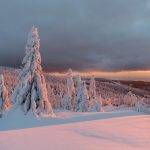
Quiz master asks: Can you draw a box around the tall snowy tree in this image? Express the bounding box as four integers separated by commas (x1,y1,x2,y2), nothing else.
76,75,89,112
88,76,97,109
61,68,76,110
67,69,75,98
75,75,82,111
88,76,102,112
89,76,97,100
79,81,89,112
11,26,53,116
0,74,10,116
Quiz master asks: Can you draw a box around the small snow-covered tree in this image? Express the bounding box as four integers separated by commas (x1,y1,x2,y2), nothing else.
47,84,57,108
135,97,150,113
67,68,76,99
135,99,143,112
76,75,89,112
123,91,137,106
61,69,76,110
60,92,72,110
89,76,97,101
88,76,97,110
88,76,102,112
0,75,10,115
75,75,82,111
66,68,76,109
79,81,89,112
11,26,53,116
96,95,102,112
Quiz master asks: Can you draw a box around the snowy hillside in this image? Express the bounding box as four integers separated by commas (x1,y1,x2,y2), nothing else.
0,110,149,150
0,66,150,109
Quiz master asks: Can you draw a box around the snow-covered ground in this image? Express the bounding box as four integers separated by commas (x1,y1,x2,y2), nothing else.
0,109,149,150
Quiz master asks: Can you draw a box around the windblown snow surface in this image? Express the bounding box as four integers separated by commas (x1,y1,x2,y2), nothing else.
0,109,149,150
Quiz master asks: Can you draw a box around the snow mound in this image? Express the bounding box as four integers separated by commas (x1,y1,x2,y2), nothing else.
0,107,147,131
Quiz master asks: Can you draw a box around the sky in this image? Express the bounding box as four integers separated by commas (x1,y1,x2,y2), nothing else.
0,0,150,80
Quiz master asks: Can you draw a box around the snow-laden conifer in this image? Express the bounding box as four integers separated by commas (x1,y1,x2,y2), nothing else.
61,69,76,110
75,75,82,111
96,95,102,112
67,69,76,109
60,92,72,110
11,26,53,116
88,76,102,112
89,76,97,101
79,81,89,112
88,76,97,110
67,68,75,99
76,75,89,112
0,74,10,116
123,91,137,106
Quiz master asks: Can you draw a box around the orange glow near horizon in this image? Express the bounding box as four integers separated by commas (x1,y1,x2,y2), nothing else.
48,70,150,81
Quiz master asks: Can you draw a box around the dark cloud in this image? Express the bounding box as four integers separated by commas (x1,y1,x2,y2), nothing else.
0,0,150,72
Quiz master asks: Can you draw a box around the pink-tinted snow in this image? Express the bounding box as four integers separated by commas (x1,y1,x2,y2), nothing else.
0,110,149,150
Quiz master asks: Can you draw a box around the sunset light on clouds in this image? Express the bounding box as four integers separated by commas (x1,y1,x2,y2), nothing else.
1,0,150,81
50,70,150,81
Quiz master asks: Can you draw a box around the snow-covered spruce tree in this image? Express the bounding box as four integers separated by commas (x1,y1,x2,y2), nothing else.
135,97,150,114
88,76,97,110
76,75,89,112
123,91,137,106
75,75,82,111
60,92,72,110
11,26,53,116
61,68,76,110
79,81,89,112
88,76,102,112
66,68,76,109
96,95,102,112
47,84,57,108
67,69,75,99
89,76,97,101
0,74,10,116
135,99,143,112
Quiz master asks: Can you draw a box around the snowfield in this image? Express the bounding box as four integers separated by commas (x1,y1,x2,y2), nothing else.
0,110,149,150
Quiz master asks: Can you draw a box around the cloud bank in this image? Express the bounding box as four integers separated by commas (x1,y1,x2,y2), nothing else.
0,0,150,72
